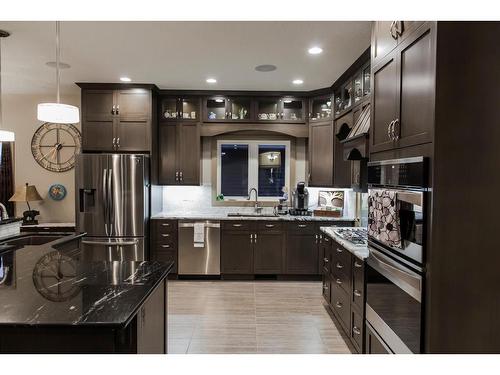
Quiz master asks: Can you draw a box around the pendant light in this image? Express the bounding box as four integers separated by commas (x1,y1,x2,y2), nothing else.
37,22,79,124
0,29,15,142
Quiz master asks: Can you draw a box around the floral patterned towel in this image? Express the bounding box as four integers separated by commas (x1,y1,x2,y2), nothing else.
368,189,402,249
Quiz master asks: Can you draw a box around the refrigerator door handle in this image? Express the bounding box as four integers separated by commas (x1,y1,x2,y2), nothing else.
108,168,113,236
81,239,139,246
102,168,108,236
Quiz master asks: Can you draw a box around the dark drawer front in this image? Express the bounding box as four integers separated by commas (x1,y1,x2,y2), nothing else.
352,258,365,310
152,219,178,234
222,221,253,231
287,221,316,234
331,283,350,331
154,232,177,245
257,221,283,232
351,308,364,352
332,244,352,274
332,267,351,295
322,275,331,303
154,250,178,273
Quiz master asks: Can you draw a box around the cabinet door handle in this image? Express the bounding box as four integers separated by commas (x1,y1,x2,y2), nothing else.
353,326,361,335
161,244,171,249
315,234,318,244
387,120,395,140
254,233,257,242
175,171,179,181
298,224,307,228
323,285,329,290
336,247,343,253
394,21,404,37
232,223,242,228
335,278,342,285
335,302,343,308
116,104,120,115
225,111,228,118
323,257,329,263
336,262,344,269
393,118,400,140
250,234,253,243
111,105,116,115
116,137,120,148
265,224,275,228
179,171,183,181
354,261,363,268
354,289,362,297
112,137,116,147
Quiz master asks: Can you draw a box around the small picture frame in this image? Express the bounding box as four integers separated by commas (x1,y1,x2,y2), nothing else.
318,190,344,209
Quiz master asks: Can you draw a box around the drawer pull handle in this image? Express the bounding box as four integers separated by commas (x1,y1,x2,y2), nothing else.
323,285,329,290
354,261,363,268
336,248,343,253
335,278,342,285
336,263,344,269
161,245,171,249
232,224,243,227
353,326,361,335
161,234,170,237
335,302,343,308
298,224,307,228
323,257,329,263
265,224,275,228
354,289,362,297
161,223,171,227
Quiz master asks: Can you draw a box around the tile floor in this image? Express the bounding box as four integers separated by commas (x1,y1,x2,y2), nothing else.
167,280,352,354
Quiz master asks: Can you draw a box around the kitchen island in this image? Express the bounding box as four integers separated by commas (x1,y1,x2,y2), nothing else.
0,233,173,354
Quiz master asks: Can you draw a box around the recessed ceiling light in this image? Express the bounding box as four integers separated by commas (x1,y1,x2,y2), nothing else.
308,46,323,55
255,64,277,72
292,79,304,85
120,77,132,82
206,78,217,84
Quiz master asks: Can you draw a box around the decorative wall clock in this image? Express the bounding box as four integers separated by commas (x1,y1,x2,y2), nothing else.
31,122,81,172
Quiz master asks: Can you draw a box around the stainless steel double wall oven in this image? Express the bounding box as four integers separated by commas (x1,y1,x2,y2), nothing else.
365,157,428,353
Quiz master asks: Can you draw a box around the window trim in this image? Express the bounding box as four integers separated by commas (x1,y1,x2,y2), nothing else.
216,139,291,201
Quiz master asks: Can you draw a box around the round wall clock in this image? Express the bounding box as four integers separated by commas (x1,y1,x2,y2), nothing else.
31,122,81,172
48,183,67,201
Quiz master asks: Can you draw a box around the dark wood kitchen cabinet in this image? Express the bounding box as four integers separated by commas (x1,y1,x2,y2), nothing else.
309,121,334,187
158,122,200,185
221,223,254,274
151,219,178,274
334,112,354,188
370,22,435,154
285,232,318,274
204,96,253,122
80,86,153,152
255,97,306,123
160,96,200,122
253,222,285,274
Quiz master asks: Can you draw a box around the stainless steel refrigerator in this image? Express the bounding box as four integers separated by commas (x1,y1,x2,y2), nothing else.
75,154,149,261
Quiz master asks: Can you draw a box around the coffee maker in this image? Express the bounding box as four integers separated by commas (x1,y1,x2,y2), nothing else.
290,182,311,216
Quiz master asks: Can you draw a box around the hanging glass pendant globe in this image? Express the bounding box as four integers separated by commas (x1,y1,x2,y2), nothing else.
37,22,79,124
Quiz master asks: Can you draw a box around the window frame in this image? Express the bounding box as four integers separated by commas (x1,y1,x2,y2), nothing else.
216,139,291,201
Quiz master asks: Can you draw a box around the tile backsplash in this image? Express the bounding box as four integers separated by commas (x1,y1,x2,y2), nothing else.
158,185,359,219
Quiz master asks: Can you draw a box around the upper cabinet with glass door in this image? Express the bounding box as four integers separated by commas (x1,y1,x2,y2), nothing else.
309,95,333,122
204,96,253,122
256,97,306,123
160,96,200,122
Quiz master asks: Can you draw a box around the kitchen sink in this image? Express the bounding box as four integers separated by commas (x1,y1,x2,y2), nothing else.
0,235,63,247
227,213,279,218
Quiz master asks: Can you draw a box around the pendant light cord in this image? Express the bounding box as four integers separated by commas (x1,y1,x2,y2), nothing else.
55,21,61,104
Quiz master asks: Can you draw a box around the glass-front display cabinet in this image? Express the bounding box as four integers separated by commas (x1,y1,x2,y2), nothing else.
354,71,363,104
161,96,199,121
363,64,371,97
256,98,281,122
205,97,228,121
310,95,333,122
334,90,342,116
341,81,353,111
282,98,304,122
228,97,252,121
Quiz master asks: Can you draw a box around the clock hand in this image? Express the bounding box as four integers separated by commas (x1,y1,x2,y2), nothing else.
40,146,58,162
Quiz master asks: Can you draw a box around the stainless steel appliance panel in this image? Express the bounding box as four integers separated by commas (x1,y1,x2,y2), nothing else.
109,154,149,237
366,246,423,353
80,236,145,261
75,154,109,236
178,221,220,275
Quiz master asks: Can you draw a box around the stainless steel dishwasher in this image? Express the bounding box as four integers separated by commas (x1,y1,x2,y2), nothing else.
178,220,220,275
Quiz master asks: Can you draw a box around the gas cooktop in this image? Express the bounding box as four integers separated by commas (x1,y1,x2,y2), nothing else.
333,228,368,246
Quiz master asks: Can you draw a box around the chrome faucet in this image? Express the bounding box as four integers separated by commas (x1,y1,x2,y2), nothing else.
247,188,262,213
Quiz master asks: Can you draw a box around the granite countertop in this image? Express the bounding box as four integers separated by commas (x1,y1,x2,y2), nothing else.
0,234,173,327
320,226,369,260
152,209,356,222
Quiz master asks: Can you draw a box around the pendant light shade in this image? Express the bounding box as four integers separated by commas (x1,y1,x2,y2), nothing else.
37,22,79,125
0,30,15,141
37,102,79,124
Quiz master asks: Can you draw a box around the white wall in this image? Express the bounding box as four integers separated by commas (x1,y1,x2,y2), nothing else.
3,93,81,223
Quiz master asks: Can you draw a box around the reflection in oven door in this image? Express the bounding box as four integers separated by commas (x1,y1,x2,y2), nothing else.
368,188,424,264
366,247,422,353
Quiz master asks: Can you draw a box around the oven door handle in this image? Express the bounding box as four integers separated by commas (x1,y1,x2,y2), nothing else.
368,247,422,302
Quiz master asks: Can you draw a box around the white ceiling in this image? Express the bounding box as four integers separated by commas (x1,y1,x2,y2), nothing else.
0,21,371,95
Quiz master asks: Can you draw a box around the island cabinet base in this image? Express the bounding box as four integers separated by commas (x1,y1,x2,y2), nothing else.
0,280,168,354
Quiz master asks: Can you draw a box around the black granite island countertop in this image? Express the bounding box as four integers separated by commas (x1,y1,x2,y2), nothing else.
0,234,173,353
